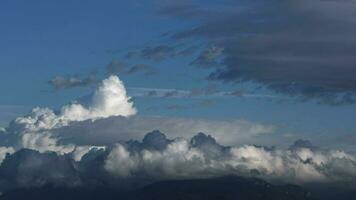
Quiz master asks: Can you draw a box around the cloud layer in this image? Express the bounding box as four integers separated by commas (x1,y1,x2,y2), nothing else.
0,75,355,192
52,116,273,146
0,131,355,192
157,0,356,104
105,132,356,183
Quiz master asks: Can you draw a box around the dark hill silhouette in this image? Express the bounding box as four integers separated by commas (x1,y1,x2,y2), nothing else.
0,176,313,200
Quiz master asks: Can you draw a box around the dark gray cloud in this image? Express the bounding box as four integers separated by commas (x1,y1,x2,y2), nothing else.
107,60,127,75
146,90,158,97
107,60,158,76
126,44,198,61
48,74,97,90
128,64,159,75
141,45,176,61
190,46,224,68
164,0,356,104
0,149,81,189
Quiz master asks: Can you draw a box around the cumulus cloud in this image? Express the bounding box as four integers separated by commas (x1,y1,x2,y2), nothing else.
0,131,355,191
0,147,15,163
104,132,356,183
5,75,136,156
60,75,136,121
0,149,81,189
17,75,136,129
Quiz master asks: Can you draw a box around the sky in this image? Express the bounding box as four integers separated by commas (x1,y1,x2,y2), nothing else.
1,1,356,193
1,0,356,152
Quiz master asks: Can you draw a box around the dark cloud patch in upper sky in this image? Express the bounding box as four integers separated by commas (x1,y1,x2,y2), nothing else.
126,44,198,61
141,45,175,61
162,0,356,104
107,60,127,75
190,46,224,68
128,64,159,76
163,90,180,98
107,60,158,76
48,74,97,90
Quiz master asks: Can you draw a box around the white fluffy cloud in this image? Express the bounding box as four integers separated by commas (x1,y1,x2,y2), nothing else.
0,146,15,163
104,136,356,183
5,75,136,158
14,75,136,133
61,75,136,121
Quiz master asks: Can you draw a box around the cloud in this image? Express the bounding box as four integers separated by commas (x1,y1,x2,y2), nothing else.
5,75,136,155
191,46,224,68
127,64,159,75
161,0,356,104
0,105,30,126
128,86,281,100
0,131,353,193
52,116,274,147
0,131,354,191
48,74,97,90
0,149,81,188
125,44,198,61
104,132,356,183
141,45,176,61
0,147,14,163
60,75,136,121
107,60,127,75
0,75,355,192
107,60,158,76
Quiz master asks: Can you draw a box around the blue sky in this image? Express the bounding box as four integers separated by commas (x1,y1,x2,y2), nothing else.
1,0,356,151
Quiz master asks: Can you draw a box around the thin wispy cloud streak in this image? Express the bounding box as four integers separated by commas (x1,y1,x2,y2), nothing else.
128,87,285,99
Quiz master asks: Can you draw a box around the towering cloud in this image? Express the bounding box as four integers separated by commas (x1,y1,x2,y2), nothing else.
4,75,136,156
61,75,137,121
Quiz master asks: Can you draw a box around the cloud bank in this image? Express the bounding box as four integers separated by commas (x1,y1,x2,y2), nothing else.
156,0,356,104
0,131,354,192
105,132,356,183
0,75,355,192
